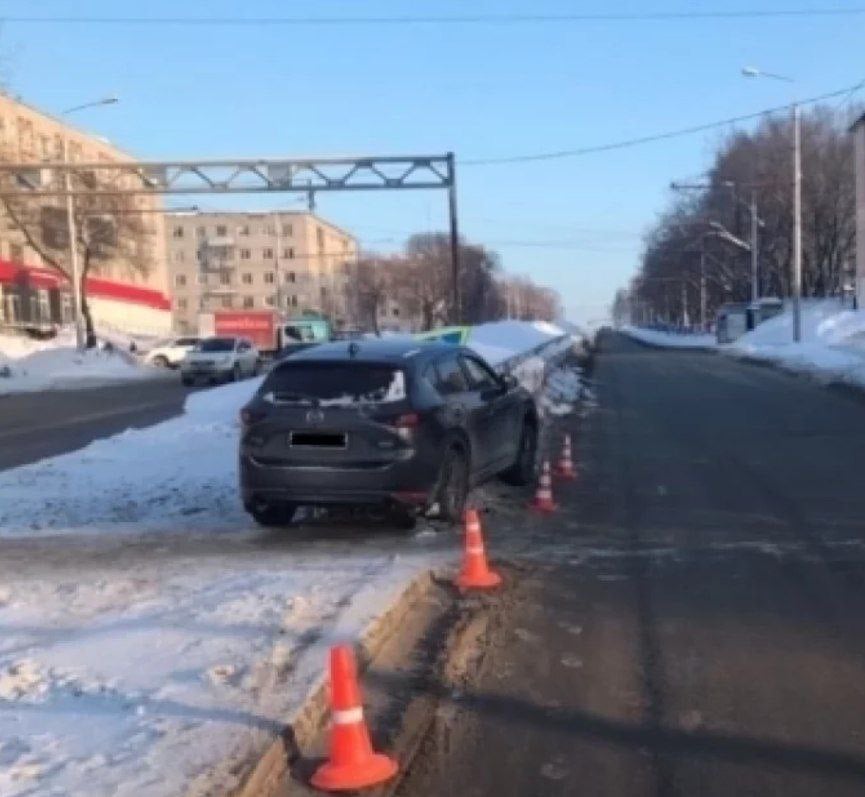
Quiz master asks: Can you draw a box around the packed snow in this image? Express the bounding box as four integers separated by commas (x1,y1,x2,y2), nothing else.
0,329,157,396
0,318,586,796
620,325,717,349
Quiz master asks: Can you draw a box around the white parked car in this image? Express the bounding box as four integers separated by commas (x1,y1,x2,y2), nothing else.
144,336,201,368
180,336,260,385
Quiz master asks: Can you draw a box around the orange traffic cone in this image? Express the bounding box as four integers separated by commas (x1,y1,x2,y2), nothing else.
310,645,398,792
455,508,502,590
529,460,557,513
553,434,577,480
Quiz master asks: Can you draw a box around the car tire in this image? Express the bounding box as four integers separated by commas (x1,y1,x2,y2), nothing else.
433,444,469,524
249,502,297,527
501,417,537,486
232,362,241,382
152,355,169,368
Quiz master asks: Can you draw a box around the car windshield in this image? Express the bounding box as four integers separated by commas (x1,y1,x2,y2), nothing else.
261,363,406,405
197,338,235,353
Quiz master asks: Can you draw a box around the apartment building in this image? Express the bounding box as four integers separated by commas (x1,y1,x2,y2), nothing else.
166,210,358,333
0,92,171,335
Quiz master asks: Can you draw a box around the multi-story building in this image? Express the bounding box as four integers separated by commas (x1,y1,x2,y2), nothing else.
0,92,171,336
166,210,358,333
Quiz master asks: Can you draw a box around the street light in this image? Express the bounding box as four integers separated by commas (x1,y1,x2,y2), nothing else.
61,96,120,348
742,65,802,342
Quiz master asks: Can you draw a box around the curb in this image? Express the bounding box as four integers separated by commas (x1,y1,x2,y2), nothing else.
233,570,438,797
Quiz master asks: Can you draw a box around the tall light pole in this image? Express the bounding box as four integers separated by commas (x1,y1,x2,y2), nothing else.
741,67,801,342
60,96,119,348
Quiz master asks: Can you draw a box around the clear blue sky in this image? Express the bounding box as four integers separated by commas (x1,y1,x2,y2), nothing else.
1,0,863,325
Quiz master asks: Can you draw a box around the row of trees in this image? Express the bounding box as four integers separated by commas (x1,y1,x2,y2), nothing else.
352,232,562,332
617,106,857,327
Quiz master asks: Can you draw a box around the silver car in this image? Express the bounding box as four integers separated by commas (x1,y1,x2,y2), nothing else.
181,336,260,385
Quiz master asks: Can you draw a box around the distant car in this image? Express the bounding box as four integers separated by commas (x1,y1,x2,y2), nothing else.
238,339,538,528
181,336,259,385
330,329,366,342
144,336,201,368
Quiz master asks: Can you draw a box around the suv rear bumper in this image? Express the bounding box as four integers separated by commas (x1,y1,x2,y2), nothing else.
239,452,438,509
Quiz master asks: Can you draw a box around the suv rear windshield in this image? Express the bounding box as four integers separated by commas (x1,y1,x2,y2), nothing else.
261,363,406,406
198,338,235,352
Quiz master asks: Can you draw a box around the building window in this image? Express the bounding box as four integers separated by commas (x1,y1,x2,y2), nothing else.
37,289,50,323
172,225,184,238
174,251,185,263
265,296,275,307
9,243,23,262
216,224,227,236
242,273,253,284
196,226,206,238
393,307,400,317
178,298,188,310
221,296,232,309
284,247,294,259
243,296,254,308
60,294,73,324
282,223,293,236
262,247,274,259
240,248,251,260
320,286,328,297
220,273,231,286
286,271,296,283
263,272,275,284
264,223,276,236
238,224,250,236
316,227,325,250
289,295,298,308
175,274,187,287
222,248,234,261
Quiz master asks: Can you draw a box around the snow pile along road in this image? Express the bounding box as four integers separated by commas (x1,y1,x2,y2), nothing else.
0,330,155,396
0,377,261,536
726,299,865,386
0,535,442,797
620,325,717,349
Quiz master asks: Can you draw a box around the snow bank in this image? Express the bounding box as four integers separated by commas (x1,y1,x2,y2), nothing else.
469,319,566,363
726,299,865,386
0,330,155,396
620,325,717,349
0,377,262,536
0,534,443,797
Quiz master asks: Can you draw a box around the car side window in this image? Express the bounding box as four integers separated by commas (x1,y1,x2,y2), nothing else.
238,341,250,352
460,356,499,391
434,355,469,396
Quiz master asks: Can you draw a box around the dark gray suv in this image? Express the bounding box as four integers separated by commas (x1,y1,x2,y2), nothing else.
238,339,538,527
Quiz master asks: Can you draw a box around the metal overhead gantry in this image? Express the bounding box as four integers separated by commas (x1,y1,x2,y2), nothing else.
0,153,463,321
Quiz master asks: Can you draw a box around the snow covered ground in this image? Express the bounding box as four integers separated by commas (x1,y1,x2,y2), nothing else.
620,325,717,349
0,329,157,396
726,300,865,387
0,319,584,796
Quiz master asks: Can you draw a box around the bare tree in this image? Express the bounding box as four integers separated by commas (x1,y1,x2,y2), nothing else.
0,150,156,346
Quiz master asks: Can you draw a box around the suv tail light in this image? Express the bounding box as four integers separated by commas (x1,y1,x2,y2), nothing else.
379,412,420,443
240,407,266,427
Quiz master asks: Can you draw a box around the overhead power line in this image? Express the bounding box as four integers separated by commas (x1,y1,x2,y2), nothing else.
461,80,865,165
4,9,865,25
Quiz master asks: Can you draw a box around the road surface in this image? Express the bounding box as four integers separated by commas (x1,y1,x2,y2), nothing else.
397,331,865,797
0,376,197,471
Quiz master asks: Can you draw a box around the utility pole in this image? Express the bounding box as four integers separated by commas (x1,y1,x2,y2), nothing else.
62,138,84,350
446,152,461,324
750,190,760,304
792,103,803,342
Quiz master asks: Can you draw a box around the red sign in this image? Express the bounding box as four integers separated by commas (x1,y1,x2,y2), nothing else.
214,310,278,350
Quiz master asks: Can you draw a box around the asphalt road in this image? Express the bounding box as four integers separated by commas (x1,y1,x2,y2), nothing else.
0,375,198,471
397,331,865,796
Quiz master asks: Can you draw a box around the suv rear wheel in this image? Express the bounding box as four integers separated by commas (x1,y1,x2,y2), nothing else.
433,445,469,523
501,418,537,486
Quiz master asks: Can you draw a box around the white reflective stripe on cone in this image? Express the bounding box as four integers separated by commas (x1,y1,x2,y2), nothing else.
333,707,364,725
466,545,485,554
